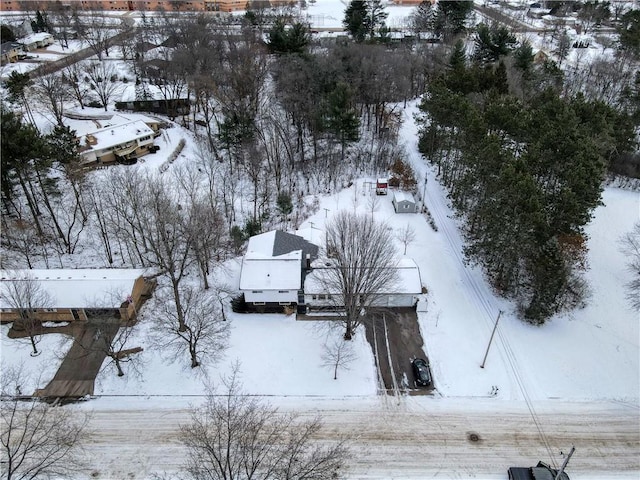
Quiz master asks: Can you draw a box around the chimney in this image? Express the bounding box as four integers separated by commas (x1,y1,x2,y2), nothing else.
305,253,311,270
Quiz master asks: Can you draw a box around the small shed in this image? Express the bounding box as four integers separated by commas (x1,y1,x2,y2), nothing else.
392,191,418,213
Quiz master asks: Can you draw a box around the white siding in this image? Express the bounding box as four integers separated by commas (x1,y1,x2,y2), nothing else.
246,290,297,304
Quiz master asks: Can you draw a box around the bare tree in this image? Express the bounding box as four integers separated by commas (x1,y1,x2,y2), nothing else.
79,11,114,60
396,223,416,256
173,163,227,290
322,338,357,380
84,61,123,111
1,272,54,356
621,222,640,311
180,369,350,480
1,366,89,480
317,212,399,340
61,59,90,109
32,73,70,127
152,285,230,369
103,168,194,331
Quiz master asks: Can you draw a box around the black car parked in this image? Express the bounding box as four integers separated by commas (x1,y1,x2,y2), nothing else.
411,358,432,387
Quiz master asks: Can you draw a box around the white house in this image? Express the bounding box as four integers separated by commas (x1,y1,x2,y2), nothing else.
239,231,319,312
19,32,54,51
78,120,157,166
392,191,418,214
303,257,423,310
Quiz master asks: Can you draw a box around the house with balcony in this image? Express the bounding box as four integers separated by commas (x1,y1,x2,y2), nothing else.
78,119,158,166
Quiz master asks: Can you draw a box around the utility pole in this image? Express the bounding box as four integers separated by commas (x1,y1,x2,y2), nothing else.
555,446,575,480
422,175,428,212
480,310,502,369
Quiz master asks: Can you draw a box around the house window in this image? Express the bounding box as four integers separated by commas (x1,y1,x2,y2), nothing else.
278,290,288,293
42,308,58,313
318,294,326,300
252,290,263,293
312,295,317,300
327,294,332,299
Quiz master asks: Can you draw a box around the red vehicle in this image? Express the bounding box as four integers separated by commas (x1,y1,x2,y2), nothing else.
376,177,388,195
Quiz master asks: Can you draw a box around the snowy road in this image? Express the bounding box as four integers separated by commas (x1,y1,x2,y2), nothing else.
83,398,638,479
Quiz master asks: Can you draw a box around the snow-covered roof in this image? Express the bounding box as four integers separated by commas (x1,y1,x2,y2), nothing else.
81,120,154,152
64,112,159,139
20,32,53,45
239,252,302,291
393,191,415,203
245,230,318,259
246,231,278,257
304,257,422,295
120,84,187,103
0,269,147,309
240,230,319,291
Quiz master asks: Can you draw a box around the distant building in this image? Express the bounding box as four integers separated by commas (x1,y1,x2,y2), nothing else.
1,0,297,13
18,32,54,51
116,84,190,118
0,0,432,12
0,42,25,63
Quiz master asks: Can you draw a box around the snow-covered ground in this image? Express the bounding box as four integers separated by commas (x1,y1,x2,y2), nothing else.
1,2,639,477
2,101,638,404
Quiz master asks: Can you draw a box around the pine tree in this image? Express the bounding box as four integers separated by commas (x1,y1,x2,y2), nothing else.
324,82,360,161
343,0,388,42
343,0,368,42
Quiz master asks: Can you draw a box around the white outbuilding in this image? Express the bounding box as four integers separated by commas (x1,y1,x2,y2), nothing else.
392,191,418,213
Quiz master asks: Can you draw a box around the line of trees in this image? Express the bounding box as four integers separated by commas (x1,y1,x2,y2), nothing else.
418,27,636,323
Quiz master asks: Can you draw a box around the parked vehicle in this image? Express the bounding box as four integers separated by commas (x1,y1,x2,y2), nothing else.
411,358,432,387
508,461,570,480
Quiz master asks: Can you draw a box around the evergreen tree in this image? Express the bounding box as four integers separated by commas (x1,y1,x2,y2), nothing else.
433,0,473,42
617,9,640,58
267,19,310,54
410,1,436,34
343,0,368,42
1,24,15,42
473,23,517,65
343,0,388,42
449,39,467,70
324,82,360,161
513,40,534,73
417,62,635,323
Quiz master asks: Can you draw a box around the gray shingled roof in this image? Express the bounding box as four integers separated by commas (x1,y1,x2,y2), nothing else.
272,231,319,261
